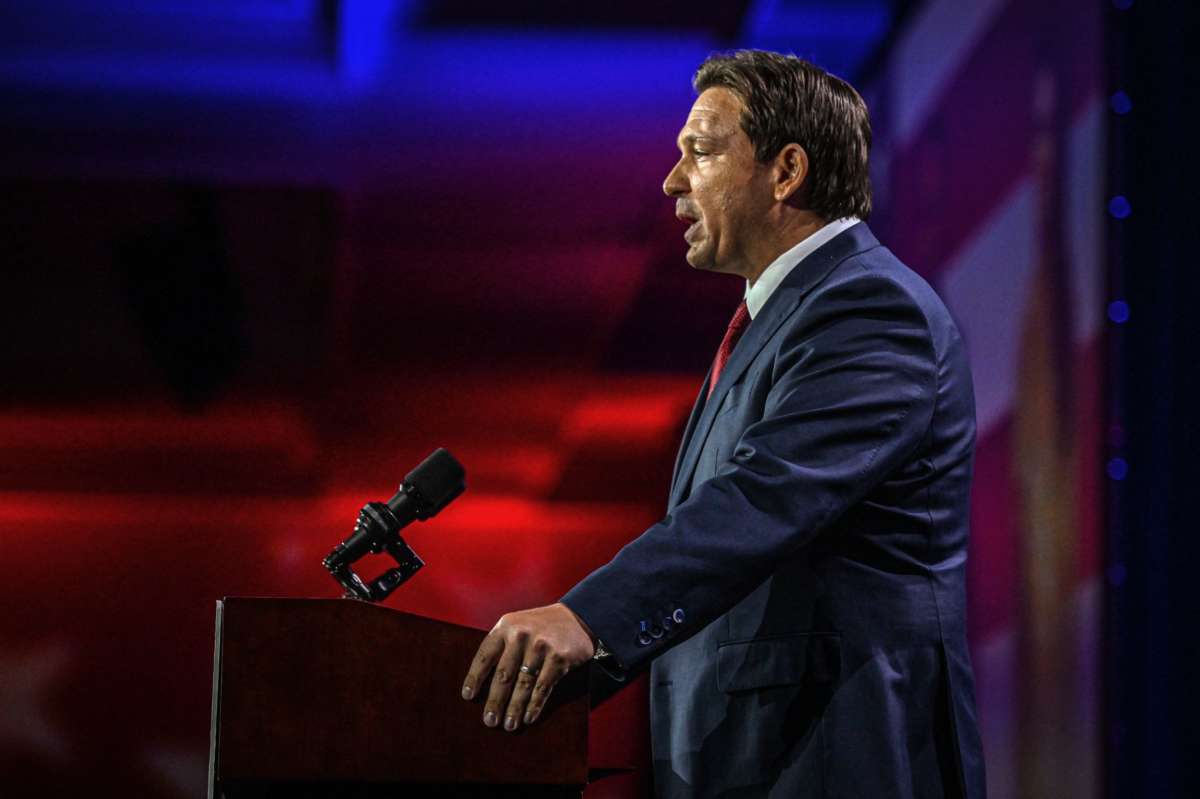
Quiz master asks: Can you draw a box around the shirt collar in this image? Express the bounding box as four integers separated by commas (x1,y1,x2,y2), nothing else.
744,217,861,319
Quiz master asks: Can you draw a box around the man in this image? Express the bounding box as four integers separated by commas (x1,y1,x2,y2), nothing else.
461,50,986,798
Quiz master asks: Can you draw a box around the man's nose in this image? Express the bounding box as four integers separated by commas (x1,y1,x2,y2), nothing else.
663,158,688,197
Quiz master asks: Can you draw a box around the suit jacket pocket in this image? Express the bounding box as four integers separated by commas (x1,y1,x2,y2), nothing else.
716,632,841,693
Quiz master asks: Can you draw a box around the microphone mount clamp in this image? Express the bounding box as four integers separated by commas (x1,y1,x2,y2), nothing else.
322,501,424,603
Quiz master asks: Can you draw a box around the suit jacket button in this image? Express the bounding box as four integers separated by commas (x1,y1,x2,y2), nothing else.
671,608,686,625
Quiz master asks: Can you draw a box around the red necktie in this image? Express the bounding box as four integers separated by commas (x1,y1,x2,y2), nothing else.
707,300,751,400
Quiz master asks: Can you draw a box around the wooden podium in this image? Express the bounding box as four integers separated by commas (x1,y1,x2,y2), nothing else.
208,598,590,798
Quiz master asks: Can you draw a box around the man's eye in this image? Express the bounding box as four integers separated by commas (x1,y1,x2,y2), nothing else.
693,150,709,157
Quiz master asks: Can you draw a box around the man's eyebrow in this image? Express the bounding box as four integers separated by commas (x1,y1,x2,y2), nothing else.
677,133,721,149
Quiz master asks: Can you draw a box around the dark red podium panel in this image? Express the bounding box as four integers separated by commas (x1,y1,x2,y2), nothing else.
209,597,588,798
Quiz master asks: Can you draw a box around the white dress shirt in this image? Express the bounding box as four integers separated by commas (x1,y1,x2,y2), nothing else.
744,217,861,319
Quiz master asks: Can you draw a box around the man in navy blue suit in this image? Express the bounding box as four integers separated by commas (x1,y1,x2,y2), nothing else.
461,50,986,798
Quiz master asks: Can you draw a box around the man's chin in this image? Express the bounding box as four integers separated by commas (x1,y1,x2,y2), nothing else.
684,245,715,271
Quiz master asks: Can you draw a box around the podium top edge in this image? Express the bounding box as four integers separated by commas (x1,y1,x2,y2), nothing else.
216,596,488,633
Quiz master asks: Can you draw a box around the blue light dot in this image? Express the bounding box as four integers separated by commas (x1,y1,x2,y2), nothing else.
1112,0,1132,9
1108,562,1127,587
1107,457,1129,481
1109,90,1133,115
1109,195,1132,219
1108,299,1130,323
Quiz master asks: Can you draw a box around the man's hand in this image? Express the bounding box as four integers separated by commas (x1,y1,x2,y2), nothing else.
461,602,595,731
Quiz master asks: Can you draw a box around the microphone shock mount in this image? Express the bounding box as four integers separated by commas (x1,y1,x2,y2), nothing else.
323,501,424,602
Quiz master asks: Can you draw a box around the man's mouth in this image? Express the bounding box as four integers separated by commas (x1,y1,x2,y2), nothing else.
677,211,701,241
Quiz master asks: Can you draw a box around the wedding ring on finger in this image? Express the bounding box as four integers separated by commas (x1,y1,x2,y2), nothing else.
519,664,540,676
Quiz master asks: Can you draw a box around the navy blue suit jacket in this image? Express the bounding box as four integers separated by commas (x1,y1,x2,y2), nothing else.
562,223,986,798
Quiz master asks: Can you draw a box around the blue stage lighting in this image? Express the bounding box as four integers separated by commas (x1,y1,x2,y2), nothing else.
1107,457,1129,481
1108,196,1132,219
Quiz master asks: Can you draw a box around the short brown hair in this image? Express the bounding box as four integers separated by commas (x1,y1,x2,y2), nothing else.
694,50,872,220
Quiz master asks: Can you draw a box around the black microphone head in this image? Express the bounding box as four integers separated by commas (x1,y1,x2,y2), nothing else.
402,448,465,517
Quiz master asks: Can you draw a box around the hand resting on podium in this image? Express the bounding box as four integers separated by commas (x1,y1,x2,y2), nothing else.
461,603,595,732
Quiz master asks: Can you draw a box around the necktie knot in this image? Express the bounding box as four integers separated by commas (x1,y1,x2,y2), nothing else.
707,300,751,400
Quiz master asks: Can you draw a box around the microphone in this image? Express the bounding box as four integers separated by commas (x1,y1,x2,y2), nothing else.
322,448,465,601
390,446,468,522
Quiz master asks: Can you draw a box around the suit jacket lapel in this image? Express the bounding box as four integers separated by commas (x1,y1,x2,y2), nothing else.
668,364,712,502
667,222,880,508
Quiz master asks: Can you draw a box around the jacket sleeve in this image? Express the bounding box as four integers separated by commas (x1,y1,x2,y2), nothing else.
560,271,939,674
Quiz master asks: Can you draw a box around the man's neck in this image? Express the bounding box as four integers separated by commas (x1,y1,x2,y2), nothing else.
745,212,828,288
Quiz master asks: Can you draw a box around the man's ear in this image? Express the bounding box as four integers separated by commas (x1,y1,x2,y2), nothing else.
773,143,809,202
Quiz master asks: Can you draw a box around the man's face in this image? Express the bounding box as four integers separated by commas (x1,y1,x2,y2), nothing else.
663,87,774,277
